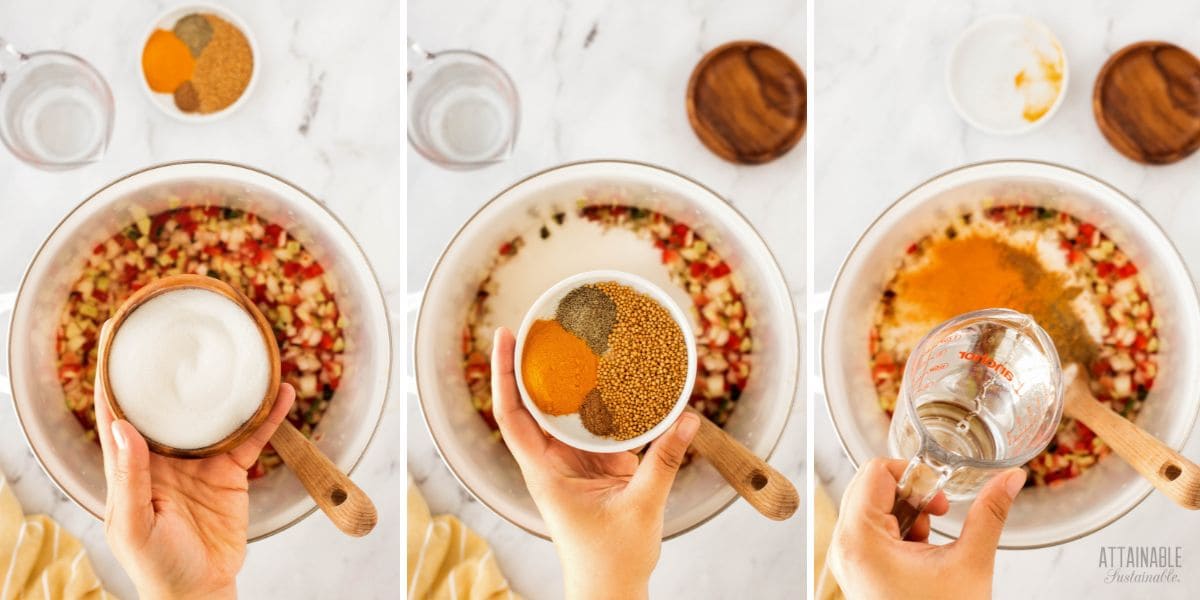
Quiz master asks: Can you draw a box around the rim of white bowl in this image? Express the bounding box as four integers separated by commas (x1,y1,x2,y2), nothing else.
513,269,698,454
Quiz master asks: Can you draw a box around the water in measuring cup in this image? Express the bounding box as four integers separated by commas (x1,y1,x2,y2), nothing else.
409,61,515,165
1,60,108,165
427,86,508,160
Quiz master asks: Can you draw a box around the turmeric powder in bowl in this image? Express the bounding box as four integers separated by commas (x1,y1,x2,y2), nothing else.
520,320,598,415
142,30,195,93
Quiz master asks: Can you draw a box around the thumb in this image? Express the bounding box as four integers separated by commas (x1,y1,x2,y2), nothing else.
105,419,153,542
956,468,1026,555
630,412,701,506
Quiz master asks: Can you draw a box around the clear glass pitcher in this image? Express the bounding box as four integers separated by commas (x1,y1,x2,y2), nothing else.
888,308,1064,536
0,36,113,169
407,38,519,169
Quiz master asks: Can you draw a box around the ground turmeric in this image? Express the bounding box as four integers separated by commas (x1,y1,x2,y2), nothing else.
520,319,597,415
142,29,195,93
892,234,1097,366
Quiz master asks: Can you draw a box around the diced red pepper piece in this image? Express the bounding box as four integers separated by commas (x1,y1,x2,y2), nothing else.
265,223,284,245
1096,261,1115,277
283,261,302,277
302,263,325,279
1075,421,1096,447
711,262,732,278
690,261,709,277
1118,263,1138,278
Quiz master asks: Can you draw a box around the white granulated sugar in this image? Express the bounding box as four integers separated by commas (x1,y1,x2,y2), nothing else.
108,288,270,449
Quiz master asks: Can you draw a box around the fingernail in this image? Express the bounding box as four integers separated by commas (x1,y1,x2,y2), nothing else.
676,413,700,441
1004,469,1027,499
111,422,128,451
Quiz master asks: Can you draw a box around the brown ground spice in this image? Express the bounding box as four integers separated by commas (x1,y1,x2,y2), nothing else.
593,282,688,440
173,80,200,112
579,389,613,436
192,14,253,113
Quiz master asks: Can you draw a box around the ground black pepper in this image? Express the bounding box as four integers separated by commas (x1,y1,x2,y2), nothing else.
555,285,617,355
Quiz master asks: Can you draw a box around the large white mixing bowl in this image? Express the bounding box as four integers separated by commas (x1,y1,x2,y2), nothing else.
3,161,392,540
415,160,800,538
823,160,1200,548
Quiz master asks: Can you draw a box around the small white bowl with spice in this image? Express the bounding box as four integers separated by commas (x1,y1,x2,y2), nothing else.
946,14,1068,135
514,270,698,454
139,3,259,122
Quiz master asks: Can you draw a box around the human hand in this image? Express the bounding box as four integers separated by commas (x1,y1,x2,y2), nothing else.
828,458,1026,600
95,321,295,600
490,327,700,600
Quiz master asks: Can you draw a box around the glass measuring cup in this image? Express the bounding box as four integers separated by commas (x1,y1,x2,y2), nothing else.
888,308,1064,537
407,39,519,169
0,37,113,169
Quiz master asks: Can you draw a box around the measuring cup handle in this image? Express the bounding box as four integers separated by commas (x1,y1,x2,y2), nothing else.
891,453,950,539
0,37,24,76
407,38,434,74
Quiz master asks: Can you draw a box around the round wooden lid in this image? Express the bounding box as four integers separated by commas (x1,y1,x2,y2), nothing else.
687,41,806,165
1094,41,1200,165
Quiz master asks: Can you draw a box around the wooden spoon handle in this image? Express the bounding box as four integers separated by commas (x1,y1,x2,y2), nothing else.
1065,378,1200,510
270,422,378,536
685,408,799,520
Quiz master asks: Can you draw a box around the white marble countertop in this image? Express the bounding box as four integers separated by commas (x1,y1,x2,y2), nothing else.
0,1,403,597
408,1,806,598
815,1,1200,597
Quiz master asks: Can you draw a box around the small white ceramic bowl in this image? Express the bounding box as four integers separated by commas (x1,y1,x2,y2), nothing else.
514,270,698,453
946,14,1068,135
138,3,259,123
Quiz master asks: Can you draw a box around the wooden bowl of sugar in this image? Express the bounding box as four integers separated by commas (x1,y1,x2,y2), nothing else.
97,274,280,458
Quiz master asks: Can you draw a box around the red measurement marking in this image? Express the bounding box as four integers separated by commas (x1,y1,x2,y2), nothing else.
958,351,1014,381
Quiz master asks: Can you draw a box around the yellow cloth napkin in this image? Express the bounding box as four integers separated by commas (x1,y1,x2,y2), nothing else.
407,480,518,600
0,477,114,600
814,483,844,600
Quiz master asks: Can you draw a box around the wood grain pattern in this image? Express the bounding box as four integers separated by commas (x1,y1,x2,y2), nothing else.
270,420,376,537
97,274,280,459
1094,41,1200,164
1065,369,1200,510
687,41,806,164
270,420,378,536
686,407,800,520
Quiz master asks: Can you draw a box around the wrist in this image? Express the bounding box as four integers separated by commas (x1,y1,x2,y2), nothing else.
564,570,648,600
138,581,237,600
